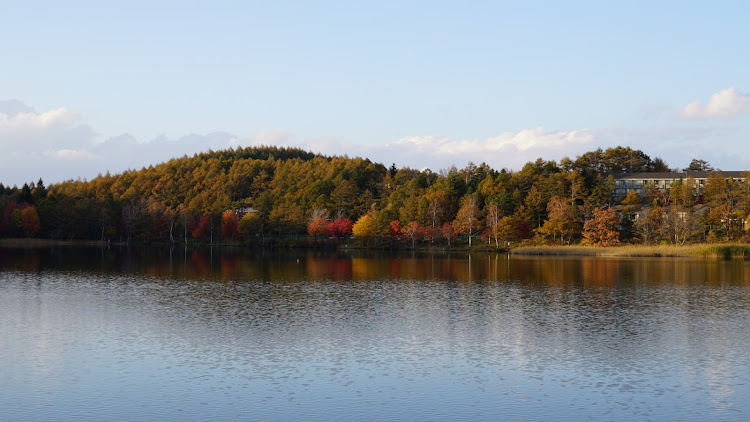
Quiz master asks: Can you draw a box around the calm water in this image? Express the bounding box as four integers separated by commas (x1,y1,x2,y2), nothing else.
2,247,750,421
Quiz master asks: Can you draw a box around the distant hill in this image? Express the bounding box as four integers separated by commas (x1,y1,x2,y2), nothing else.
3,145,746,246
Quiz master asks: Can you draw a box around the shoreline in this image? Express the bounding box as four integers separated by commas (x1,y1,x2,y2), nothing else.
0,238,114,248
0,237,501,252
3,238,749,259
511,244,750,258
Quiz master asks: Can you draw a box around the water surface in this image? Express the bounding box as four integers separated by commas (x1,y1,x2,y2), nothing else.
2,247,749,421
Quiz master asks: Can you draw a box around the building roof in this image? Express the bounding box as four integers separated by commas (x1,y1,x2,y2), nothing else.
609,171,747,180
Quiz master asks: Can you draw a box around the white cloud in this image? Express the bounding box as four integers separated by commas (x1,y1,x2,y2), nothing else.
13,97,749,190
680,87,750,119
256,128,594,173
0,101,251,185
0,107,79,130
0,101,602,186
0,102,92,154
390,127,593,154
378,128,595,169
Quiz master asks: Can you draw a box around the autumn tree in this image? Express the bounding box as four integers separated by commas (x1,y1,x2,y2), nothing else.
635,202,663,245
668,178,695,208
704,171,743,240
485,203,502,248
389,220,402,238
339,217,354,237
403,221,424,249
353,212,380,238
191,215,211,240
522,185,546,228
220,209,239,240
328,217,353,239
308,216,329,237
453,194,482,246
441,222,455,246
582,207,620,246
661,206,696,244
496,216,516,246
254,191,274,240
538,195,580,244
586,175,615,210
419,189,449,229
739,171,750,217
238,212,262,239
621,190,641,212
21,206,41,237
330,179,358,217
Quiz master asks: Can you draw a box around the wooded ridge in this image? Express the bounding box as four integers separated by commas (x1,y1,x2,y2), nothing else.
1,145,748,247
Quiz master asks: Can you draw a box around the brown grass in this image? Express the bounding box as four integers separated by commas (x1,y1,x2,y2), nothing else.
511,243,750,258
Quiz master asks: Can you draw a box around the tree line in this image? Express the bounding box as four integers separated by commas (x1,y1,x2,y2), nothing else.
1,145,748,247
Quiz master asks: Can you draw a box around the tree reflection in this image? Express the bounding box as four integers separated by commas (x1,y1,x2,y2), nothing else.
1,247,749,288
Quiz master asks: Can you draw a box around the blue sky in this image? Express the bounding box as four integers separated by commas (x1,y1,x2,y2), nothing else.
2,1,749,186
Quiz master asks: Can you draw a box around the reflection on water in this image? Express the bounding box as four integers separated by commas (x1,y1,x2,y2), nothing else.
3,246,750,287
1,246,750,421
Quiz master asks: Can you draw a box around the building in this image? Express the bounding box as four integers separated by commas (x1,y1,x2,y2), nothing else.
611,171,746,200
234,203,257,218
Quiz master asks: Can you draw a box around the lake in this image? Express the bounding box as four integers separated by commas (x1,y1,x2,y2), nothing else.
2,246,749,421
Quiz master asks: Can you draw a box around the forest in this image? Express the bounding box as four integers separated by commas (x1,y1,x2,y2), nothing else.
1,145,749,248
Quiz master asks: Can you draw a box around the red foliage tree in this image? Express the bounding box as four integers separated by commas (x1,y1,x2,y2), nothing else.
514,220,532,240
327,220,341,238
191,215,211,239
220,210,239,239
441,222,455,246
389,220,402,237
403,221,424,248
308,216,329,236
327,217,353,239
337,217,353,237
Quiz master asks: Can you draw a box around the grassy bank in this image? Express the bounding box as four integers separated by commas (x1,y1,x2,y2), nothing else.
511,244,750,258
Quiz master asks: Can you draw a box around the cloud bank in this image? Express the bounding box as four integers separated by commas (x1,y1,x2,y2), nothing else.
0,101,248,186
680,87,750,119
0,101,92,153
1,100,604,186
376,128,595,170
4,97,747,188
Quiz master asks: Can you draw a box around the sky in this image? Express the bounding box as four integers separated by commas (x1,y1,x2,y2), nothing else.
2,0,750,187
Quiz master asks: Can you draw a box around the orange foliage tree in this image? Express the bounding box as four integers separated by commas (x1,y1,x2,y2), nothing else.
441,222,455,246
21,206,41,237
220,210,239,240
308,216,329,236
582,207,620,246
452,194,482,246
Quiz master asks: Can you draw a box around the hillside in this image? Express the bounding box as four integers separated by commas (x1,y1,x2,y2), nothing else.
1,145,747,246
